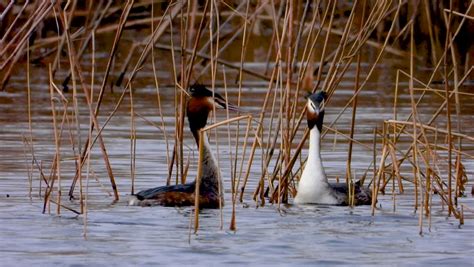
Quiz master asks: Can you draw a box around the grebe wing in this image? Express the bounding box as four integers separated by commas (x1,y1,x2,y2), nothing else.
329,181,372,205
329,183,348,195
135,183,195,200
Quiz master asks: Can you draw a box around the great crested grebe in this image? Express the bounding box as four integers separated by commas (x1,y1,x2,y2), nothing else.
128,84,233,208
294,91,372,205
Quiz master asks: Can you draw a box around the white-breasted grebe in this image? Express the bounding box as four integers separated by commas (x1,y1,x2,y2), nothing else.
128,84,233,208
294,91,372,205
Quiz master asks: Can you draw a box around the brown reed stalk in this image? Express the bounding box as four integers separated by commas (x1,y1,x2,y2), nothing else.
48,75,70,211
168,10,180,186
408,23,422,216
150,2,171,187
68,0,134,199
0,0,29,44
115,43,139,87
321,0,358,94
231,117,252,230
372,125,388,216
231,0,252,205
130,85,137,194
289,0,330,135
323,2,399,123
372,127,377,187
422,0,440,65
222,66,233,229
422,3,474,216
83,32,96,238
33,8,240,49
192,115,252,233
385,4,474,148
408,22,423,230
177,4,186,187
383,119,467,217
87,0,182,147
393,70,404,194
208,0,225,229
22,135,33,200
51,0,77,76
193,130,204,233
388,144,399,211
447,25,462,207
243,3,279,202
386,3,472,218
48,65,61,214
266,0,299,204
425,164,432,217
289,0,321,129
155,43,273,81
243,66,279,203
193,1,249,79
26,42,33,199
172,0,206,187
283,1,294,178
0,1,51,70
346,0,366,184
385,121,474,143
74,1,188,202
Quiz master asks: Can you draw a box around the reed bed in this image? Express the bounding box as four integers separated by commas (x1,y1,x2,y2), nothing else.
1,0,473,235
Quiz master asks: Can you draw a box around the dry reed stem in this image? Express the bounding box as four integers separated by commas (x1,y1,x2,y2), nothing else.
193,130,205,233
222,66,232,229
192,115,252,233
71,1,184,199
0,0,29,44
26,42,33,199
385,67,471,170
83,31,96,238
323,1,403,136
386,120,474,143
68,0,133,198
48,65,60,214
151,2,171,187
346,0,367,183
208,0,225,230
58,6,120,202
0,1,52,70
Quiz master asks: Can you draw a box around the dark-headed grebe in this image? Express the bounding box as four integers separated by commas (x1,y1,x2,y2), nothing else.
294,91,372,205
128,84,232,208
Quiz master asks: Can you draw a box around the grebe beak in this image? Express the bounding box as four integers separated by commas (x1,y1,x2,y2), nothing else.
307,99,320,115
214,94,241,112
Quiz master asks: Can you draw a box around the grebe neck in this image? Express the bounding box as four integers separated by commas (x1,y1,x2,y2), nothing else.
192,130,222,193
305,126,327,183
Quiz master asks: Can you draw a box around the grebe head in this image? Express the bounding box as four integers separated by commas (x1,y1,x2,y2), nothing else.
187,83,235,141
189,83,217,98
306,90,327,131
189,83,239,111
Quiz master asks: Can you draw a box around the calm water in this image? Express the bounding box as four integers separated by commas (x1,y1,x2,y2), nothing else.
1,39,474,265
